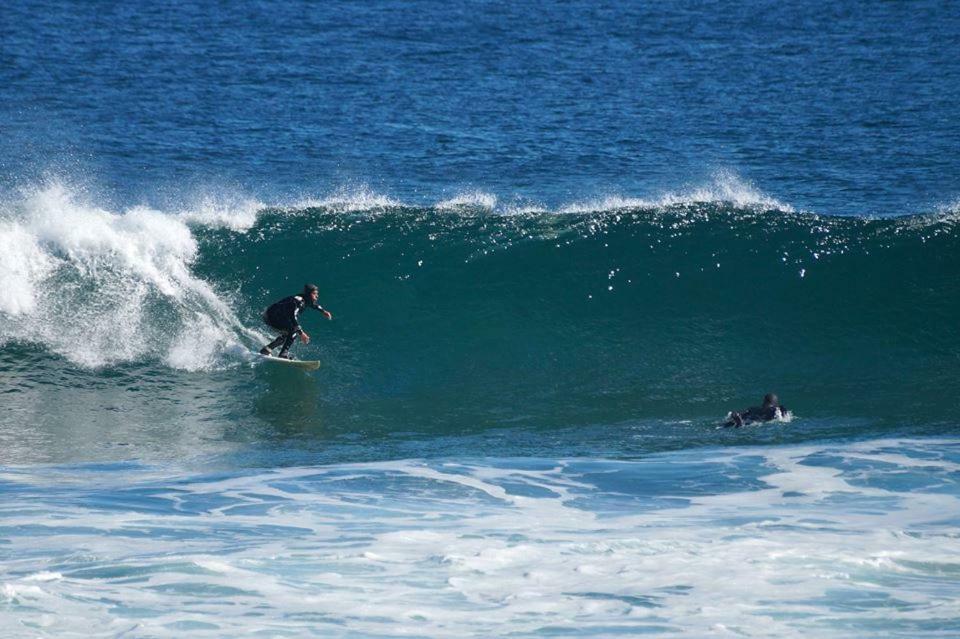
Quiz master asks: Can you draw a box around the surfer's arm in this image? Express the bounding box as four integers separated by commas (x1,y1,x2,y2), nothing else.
287,321,309,343
311,302,333,320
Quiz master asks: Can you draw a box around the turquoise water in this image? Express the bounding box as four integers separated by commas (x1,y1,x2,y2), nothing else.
2,192,958,464
2,0,960,636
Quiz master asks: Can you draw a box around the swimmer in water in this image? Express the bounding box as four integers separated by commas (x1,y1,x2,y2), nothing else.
725,393,787,427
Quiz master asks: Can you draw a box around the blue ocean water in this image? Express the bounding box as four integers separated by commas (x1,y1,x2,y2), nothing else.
2,1,960,636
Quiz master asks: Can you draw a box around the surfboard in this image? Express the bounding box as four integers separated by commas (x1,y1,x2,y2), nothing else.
259,354,321,370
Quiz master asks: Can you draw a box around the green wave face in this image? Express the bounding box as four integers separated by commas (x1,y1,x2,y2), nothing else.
2,196,958,460
193,203,960,425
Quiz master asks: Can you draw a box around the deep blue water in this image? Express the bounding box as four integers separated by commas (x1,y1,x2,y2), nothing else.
3,1,960,214
2,1,960,636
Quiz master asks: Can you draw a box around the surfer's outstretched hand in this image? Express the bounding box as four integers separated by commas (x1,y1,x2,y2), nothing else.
301,331,311,345
322,310,333,320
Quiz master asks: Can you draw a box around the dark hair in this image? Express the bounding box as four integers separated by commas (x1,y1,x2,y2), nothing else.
763,393,779,407
303,283,319,295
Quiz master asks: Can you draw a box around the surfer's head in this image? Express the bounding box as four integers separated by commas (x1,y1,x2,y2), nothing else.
763,393,779,408
303,283,319,301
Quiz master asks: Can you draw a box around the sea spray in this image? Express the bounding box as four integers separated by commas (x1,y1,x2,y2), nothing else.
0,182,259,368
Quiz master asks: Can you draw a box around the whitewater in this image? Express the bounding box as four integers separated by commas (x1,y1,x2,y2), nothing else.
3,440,959,637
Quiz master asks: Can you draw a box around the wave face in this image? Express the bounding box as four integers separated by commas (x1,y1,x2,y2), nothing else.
1,181,959,461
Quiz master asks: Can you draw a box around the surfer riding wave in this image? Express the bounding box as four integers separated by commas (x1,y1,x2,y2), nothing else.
259,284,333,359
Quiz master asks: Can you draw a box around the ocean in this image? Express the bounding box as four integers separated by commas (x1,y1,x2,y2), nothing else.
2,1,959,636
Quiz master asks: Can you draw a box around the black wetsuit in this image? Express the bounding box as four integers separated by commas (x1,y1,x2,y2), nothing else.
262,295,325,356
725,404,786,428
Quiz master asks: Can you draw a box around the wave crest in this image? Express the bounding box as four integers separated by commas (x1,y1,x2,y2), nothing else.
559,171,794,214
0,182,255,369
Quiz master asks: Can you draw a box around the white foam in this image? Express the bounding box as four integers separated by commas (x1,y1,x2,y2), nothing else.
0,181,258,368
2,440,959,636
165,313,236,371
559,169,795,214
1,583,44,600
435,190,498,211
662,169,794,211
177,192,266,231
24,572,62,582
0,222,53,315
293,184,402,213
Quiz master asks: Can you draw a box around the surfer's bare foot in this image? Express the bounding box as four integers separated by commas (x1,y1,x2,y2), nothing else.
259,347,271,355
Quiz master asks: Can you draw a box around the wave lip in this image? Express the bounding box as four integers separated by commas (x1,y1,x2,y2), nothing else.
560,171,795,215
292,185,403,214
435,190,498,212
177,193,266,232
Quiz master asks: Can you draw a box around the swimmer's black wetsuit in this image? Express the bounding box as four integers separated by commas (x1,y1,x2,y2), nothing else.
725,404,786,428
261,295,325,356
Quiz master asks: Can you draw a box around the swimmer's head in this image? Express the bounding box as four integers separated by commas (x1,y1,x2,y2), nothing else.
763,393,779,408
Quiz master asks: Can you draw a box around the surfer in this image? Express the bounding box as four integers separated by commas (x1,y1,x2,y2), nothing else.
259,284,333,359
725,393,787,427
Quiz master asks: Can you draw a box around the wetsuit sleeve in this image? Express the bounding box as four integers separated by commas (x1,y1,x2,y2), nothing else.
283,296,304,333
291,300,304,332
